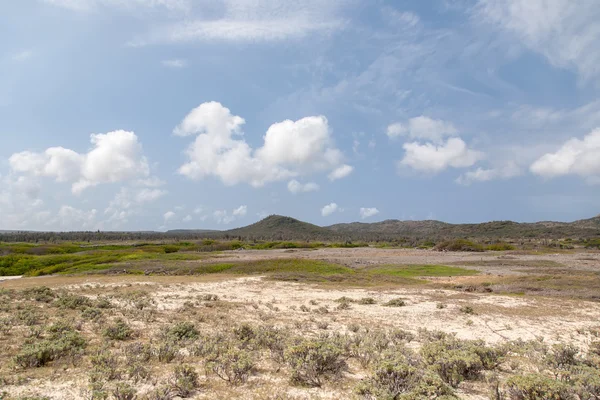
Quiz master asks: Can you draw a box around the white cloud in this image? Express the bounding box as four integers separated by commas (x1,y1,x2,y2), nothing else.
162,59,188,68
477,0,600,80
359,207,379,219
42,0,190,13
129,0,346,45
387,116,458,142
321,202,339,217
104,186,166,226
55,205,98,229
193,206,203,214
400,138,483,173
328,164,354,181
12,50,33,62
183,214,192,222
530,128,600,182
456,162,522,185
232,205,247,217
0,175,49,230
176,102,350,187
9,130,149,194
163,211,176,222
287,179,319,194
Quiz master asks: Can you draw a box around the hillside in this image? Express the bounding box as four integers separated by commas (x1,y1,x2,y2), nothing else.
225,215,337,241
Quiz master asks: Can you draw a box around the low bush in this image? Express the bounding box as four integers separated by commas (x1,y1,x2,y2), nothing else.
14,331,86,368
164,321,199,342
435,239,484,252
285,338,346,387
206,346,255,385
504,374,572,400
384,298,406,307
103,318,134,341
170,365,199,397
56,294,93,310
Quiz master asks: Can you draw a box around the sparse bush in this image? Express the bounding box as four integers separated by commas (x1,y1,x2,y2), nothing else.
23,286,56,303
207,347,255,385
435,239,484,252
124,342,153,363
285,339,346,387
155,341,179,363
504,374,573,399
336,302,352,311
358,297,376,305
163,245,179,254
56,294,93,310
460,305,475,315
164,321,199,342
90,349,121,380
437,303,447,309
421,339,488,387
82,307,103,321
103,318,134,341
170,365,199,397
384,298,406,307
200,294,219,301
112,382,137,400
14,331,86,368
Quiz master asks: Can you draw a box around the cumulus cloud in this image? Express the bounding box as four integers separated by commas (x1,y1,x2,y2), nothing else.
400,138,483,173
42,0,190,13
456,162,521,185
321,202,339,217
387,116,458,143
163,211,176,222
477,0,600,80
56,206,98,229
213,205,248,224
328,164,354,181
176,102,351,187
9,130,149,194
530,129,600,182
287,180,319,194
359,207,379,219
232,205,247,217
183,214,192,222
0,175,49,230
104,186,167,225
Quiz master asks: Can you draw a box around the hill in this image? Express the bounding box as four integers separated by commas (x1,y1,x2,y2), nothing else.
225,215,337,241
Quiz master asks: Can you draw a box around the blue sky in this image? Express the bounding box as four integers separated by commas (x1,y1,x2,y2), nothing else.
1,0,600,231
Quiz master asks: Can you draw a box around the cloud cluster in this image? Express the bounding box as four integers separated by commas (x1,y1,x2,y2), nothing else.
530,129,600,182
9,130,150,194
359,207,379,219
105,186,167,225
287,180,319,194
477,0,600,80
457,162,521,185
213,205,248,224
387,116,458,142
321,202,339,217
176,102,352,187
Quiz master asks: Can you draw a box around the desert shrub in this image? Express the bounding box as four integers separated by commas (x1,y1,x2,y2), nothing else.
437,303,447,309
103,318,134,341
56,294,93,310
459,305,475,315
421,339,499,387
155,341,179,363
384,298,406,307
96,297,112,309
163,245,179,254
336,302,352,311
82,307,103,321
200,294,219,301
14,331,86,368
348,323,360,333
546,343,580,371
589,341,600,357
90,349,121,380
356,354,455,400
0,317,15,335
206,347,255,385
124,342,153,363
233,323,257,345
358,297,377,305
285,338,346,387
16,308,42,326
504,374,573,400
349,331,392,368
390,329,416,344
570,365,600,399
435,239,484,252
486,243,516,251
335,296,354,303
170,365,199,397
164,321,198,342
126,362,151,383
23,286,56,303
112,382,137,400
256,325,287,365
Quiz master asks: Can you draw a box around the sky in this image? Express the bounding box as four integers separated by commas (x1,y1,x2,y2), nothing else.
1,0,600,232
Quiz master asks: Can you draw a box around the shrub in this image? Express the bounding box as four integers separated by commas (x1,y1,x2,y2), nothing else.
570,365,600,399
90,349,121,380
14,331,86,368
358,297,376,305
82,307,103,321
103,318,134,341
384,298,406,307
504,374,572,400
435,239,484,252
285,339,346,387
112,383,137,400
56,294,93,310
486,243,516,251
255,325,287,365
165,321,199,342
207,347,255,385
163,245,179,254
155,341,179,363
23,286,56,303
459,305,475,315
170,365,199,397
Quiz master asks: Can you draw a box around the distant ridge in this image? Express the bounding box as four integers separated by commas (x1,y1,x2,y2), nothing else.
1,214,599,242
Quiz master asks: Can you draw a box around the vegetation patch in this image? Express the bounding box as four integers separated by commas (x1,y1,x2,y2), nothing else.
365,264,479,278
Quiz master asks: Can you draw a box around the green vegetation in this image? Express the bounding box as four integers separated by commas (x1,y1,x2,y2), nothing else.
365,264,479,278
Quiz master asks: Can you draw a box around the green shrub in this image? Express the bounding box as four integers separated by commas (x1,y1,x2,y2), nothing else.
165,321,198,342
155,341,179,363
435,239,484,252
486,243,516,251
56,294,93,310
358,297,377,305
459,305,475,315
90,349,121,380
285,339,346,387
103,318,134,341
163,245,179,254
22,286,56,303
384,298,406,307
504,374,572,400
170,365,199,397
112,382,137,400
206,347,255,385
14,331,86,368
